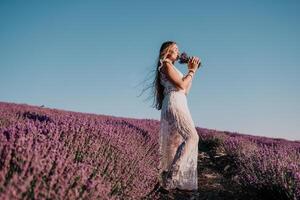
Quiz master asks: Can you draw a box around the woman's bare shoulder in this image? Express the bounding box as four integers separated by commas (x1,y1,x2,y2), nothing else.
161,58,173,65
160,59,173,74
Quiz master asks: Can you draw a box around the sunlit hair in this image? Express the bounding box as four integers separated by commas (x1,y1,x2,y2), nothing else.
137,40,177,110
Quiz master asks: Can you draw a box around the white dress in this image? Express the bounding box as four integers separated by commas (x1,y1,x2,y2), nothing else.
157,58,199,191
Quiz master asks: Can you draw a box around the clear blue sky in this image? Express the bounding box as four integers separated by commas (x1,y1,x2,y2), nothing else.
1,0,299,140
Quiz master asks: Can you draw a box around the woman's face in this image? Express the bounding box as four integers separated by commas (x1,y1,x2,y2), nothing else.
167,44,180,62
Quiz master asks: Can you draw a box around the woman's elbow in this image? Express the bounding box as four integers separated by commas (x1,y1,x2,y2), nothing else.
177,84,186,91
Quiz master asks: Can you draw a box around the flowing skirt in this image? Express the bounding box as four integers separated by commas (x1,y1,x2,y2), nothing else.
158,90,199,191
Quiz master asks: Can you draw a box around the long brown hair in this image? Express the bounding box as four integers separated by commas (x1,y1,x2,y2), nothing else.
137,41,177,110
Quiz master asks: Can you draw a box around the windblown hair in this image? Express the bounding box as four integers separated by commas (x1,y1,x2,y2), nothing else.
137,41,177,110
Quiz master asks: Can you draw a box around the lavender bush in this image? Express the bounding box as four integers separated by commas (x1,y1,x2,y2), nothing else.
221,134,300,199
0,102,159,199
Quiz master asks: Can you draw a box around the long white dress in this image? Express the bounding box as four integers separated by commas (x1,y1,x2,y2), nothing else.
157,58,199,191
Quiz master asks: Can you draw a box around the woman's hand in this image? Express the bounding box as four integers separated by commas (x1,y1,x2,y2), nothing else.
188,56,201,72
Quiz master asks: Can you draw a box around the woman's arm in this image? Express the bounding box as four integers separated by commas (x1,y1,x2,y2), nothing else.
184,79,192,95
161,61,193,91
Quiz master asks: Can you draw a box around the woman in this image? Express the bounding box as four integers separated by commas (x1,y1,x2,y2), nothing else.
154,41,201,193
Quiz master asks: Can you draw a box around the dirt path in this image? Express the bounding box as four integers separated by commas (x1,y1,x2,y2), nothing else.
195,150,240,200
145,147,242,200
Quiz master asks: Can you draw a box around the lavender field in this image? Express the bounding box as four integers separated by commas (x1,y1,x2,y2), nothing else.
0,101,299,200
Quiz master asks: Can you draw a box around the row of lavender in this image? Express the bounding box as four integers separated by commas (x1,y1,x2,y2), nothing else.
0,102,161,199
198,128,300,199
